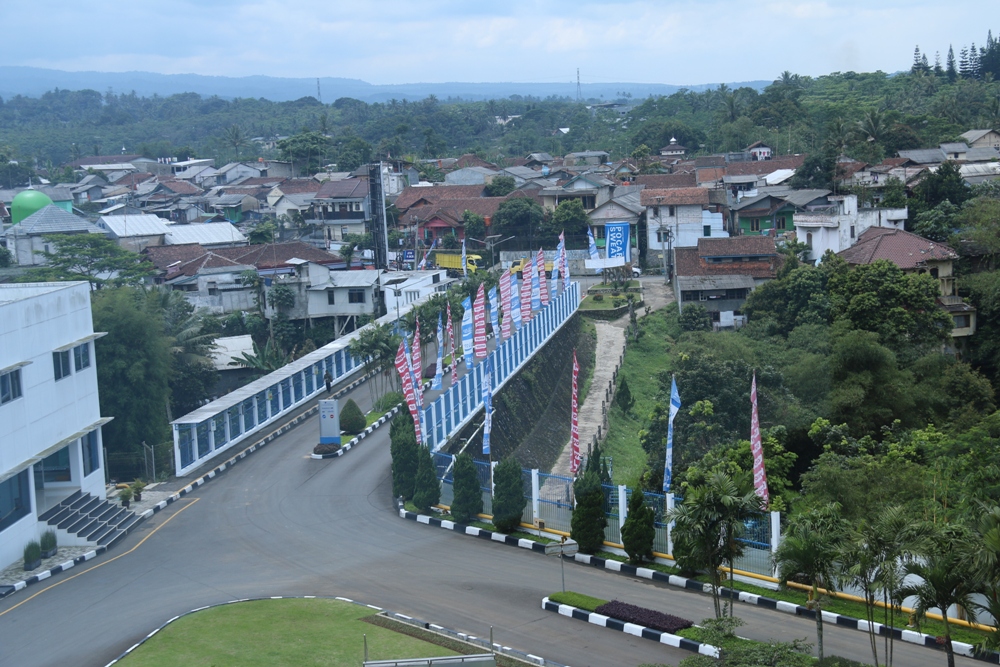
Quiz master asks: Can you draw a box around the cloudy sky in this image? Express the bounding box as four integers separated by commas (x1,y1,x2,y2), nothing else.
2,1,992,85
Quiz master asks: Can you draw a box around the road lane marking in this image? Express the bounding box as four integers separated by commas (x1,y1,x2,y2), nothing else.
0,498,200,618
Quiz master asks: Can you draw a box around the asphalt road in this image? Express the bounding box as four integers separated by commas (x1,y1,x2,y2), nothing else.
0,328,978,667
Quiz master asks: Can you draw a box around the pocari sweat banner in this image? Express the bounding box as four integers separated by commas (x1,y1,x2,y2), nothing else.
605,222,631,262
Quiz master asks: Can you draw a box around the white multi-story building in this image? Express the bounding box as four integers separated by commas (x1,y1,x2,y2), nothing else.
793,195,907,262
0,282,122,572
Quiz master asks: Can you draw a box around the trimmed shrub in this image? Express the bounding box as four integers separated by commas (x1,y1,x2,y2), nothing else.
571,470,606,554
40,529,57,552
492,457,526,533
313,443,341,455
412,445,440,512
593,600,692,634
340,398,366,434
548,591,607,612
592,293,604,302
23,540,41,567
450,453,483,523
615,378,634,415
390,413,419,500
621,489,655,564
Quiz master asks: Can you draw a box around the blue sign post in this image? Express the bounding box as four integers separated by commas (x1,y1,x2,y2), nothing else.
403,249,415,262
605,222,631,263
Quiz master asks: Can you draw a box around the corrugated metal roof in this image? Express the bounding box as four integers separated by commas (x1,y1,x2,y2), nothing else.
677,275,756,290
164,222,247,246
97,214,170,237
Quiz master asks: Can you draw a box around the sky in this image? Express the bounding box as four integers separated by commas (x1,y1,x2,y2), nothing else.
2,1,994,85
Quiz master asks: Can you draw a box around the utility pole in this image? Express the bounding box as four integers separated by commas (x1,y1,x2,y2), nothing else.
316,78,322,104
576,68,582,103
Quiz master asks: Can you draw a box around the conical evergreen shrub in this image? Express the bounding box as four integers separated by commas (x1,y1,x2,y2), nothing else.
340,398,366,434
492,457,526,533
571,470,607,554
450,453,483,523
621,488,655,564
390,413,418,500
412,444,440,512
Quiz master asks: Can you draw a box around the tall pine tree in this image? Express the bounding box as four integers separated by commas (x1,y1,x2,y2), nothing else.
621,489,656,564
450,453,483,523
412,444,441,512
946,45,957,82
571,470,607,554
492,457,527,533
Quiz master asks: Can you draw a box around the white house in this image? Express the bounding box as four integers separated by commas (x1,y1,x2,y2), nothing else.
793,194,907,262
262,261,381,337
0,282,123,574
641,187,728,261
382,270,453,318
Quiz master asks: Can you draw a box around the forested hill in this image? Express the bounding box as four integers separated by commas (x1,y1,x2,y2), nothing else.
0,31,998,171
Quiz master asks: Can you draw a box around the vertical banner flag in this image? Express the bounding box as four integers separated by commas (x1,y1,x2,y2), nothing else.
520,261,533,323
510,271,523,331
537,248,549,306
482,356,493,456
403,333,423,415
488,286,499,337
432,313,444,390
499,269,512,341
418,238,437,270
570,349,580,475
553,231,565,294
411,318,422,390
473,283,488,362
561,234,571,291
461,238,468,278
395,341,423,445
446,302,456,384
663,376,682,493
530,249,542,311
461,296,474,370
605,222,631,262
750,373,770,505
587,227,601,273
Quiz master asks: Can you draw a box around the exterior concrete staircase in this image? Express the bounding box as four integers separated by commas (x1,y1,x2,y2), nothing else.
37,490,141,548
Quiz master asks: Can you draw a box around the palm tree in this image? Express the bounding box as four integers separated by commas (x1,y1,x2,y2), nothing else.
972,504,1000,652
223,124,248,159
857,108,888,144
773,504,845,661
232,338,289,373
900,524,982,667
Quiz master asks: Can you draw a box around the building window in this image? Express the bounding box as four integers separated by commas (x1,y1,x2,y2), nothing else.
1,369,22,405
341,226,349,238
850,225,855,239
703,225,712,237
406,290,420,302
353,202,363,212
82,430,100,477
668,206,675,216
776,216,787,230
930,267,939,278
954,314,971,328
327,290,336,305
0,469,31,533
73,342,90,371
53,350,72,381
806,232,813,247
750,219,761,232
656,231,670,243
348,288,366,304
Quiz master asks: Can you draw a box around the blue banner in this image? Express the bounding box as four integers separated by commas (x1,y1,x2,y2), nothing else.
605,222,631,262
461,238,467,278
482,357,493,456
488,286,499,335
530,254,541,311
403,249,415,262
403,333,422,410
432,312,444,390
510,273,522,331
663,376,681,493
461,296,474,370
587,228,601,273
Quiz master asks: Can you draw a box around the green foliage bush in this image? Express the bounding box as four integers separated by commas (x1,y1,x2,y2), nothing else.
491,457,526,533
412,445,440,512
40,530,57,552
592,293,604,302
679,304,712,332
339,399,366,434
621,488,655,564
548,591,607,612
450,453,483,523
374,391,404,413
23,540,41,566
571,470,606,554
390,413,419,500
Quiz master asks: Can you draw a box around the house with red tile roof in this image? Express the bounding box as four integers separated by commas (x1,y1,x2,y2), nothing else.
642,187,729,256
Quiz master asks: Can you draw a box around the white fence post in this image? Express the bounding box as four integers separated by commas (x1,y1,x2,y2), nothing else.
618,484,628,524
531,469,540,525
666,492,675,556
770,510,781,578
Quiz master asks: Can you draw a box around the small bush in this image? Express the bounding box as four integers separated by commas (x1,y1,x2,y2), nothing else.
611,290,621,297
374,391,404,413
571,470,606,554
621,488,655,564
313,443,341,455
40,530,57,552
593,600,693,634
592,294,604,302
412,445,441,512
492,457,527,533
339,398,366,434
612,298,625,308
24,540,41,565
450,453,483,523
390,413,419,500
549,591,607,612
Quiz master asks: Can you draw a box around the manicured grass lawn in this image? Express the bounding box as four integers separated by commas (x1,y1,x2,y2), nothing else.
602,306,680,486
116,598,458,667
578,296,623,310
365,409,387,427
548,591,607,611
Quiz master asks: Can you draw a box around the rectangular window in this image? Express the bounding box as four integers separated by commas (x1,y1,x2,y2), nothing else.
0,469,31,533
776,216,787,230
41,447,71,483
82,430,100,477
668,206,675,216
53,350,72,380
73,342,91,371
257,390,269,423
179,425,194,468
327,290,336,305
349,289,366,304
213,414,228,448
1,369,22,405
228,405,242,439
750,219,761,232
703,225,712,237
197,421,211,458
850,225,855,239
954,314,971,328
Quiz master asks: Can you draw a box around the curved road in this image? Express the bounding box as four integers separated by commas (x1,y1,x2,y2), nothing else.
0,370,977,667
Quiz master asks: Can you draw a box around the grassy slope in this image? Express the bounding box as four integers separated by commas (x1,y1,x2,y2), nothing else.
117,599,457,667
602,306,680,486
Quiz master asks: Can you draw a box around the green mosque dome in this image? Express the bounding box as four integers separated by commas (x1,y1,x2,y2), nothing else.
11,190,54,225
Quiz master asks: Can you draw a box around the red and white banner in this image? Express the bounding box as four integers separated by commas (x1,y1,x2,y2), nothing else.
570,349,580,475
749,373,769,506
446,302,456,384
411,318,422,389
473,283,488,361
395,340,423,444
499,269,512,342
537,248,549,306
520,261,533,323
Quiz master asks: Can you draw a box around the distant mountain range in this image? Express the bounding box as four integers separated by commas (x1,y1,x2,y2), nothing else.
0,66,771,103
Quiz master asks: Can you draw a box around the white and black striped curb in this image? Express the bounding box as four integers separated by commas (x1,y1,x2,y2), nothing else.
398,515,1000,663
0,547,108,600
399,509,548,554
309,361,455,461
541,597,719,658
103,594,566,667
